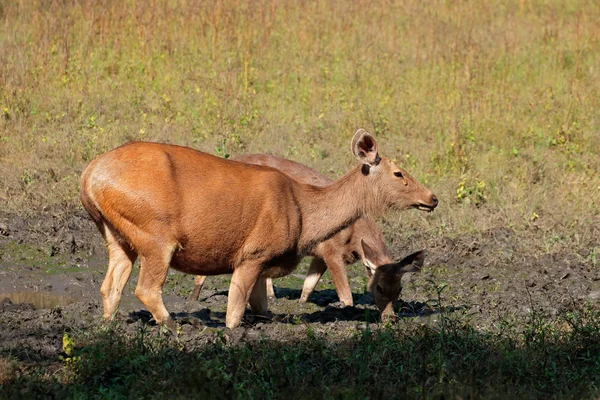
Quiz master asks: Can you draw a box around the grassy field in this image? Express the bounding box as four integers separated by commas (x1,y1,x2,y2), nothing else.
1,0,599,232
1,0,600,398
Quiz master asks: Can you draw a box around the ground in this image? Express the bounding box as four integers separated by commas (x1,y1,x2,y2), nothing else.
1,210,598,367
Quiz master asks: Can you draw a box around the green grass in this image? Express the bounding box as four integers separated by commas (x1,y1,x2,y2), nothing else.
0,0,599,239
3,304,600,399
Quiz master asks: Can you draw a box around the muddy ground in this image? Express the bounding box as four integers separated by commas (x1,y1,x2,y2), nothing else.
1,210,600,367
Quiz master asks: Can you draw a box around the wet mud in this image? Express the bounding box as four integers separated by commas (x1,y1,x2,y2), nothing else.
1,211,599,365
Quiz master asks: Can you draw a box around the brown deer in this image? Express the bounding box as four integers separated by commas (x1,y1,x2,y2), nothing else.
360,239,425,319
188,154,425,313
80,129,437,329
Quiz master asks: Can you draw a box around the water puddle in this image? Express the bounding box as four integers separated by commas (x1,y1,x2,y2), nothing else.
0,291,78,309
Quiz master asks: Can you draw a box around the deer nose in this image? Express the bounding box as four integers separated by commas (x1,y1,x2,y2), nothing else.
431,195,438,207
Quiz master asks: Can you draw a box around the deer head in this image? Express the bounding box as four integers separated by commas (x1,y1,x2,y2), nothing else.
360,238,425,320
351,129,438,215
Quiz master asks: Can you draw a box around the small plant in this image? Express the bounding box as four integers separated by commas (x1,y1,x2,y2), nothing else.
214,138,230,159
372,112,389,137
403,152,418,169
589,247,600,268
86,115,97,129
530,211,539,222
455,175,486,206
20,169,34,187
60,332,80,366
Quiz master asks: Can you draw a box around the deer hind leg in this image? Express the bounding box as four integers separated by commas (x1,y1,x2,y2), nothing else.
134,242,178,331
100,223,138,321
188,275,207,301
226,261,262,328
325,256,353,307
299,257,328,303
249,276,270,319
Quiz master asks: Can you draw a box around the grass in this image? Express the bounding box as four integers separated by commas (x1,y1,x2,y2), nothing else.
2,303,600,399
0,0,599,238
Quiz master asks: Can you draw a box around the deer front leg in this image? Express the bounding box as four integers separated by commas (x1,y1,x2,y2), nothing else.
226,262,262,328
300,257,327,303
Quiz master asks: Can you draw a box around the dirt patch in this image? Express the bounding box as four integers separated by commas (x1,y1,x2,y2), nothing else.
0,210,102,256
1,211,599,367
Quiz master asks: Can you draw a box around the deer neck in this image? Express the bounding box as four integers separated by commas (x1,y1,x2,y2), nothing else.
295,164,375,253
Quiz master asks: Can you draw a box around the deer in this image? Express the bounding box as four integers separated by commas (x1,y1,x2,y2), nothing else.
80,129,438,329
360,239,425,318
188,154,427,315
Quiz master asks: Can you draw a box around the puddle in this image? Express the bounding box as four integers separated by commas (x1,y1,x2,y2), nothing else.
0,291,78,309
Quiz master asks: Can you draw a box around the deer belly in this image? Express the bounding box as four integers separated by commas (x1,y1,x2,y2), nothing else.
260,252,301,278
169,247,235,276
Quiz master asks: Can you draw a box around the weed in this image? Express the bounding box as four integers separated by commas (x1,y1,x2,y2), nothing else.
215,138,231,159
456,175,487,206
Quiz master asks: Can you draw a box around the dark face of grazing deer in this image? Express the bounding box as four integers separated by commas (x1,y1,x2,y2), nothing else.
360,239,425,320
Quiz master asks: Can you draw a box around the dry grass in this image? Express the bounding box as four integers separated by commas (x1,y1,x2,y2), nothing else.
1,0,599,241
0,357,17,385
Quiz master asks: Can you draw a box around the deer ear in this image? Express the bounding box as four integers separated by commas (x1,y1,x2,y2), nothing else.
360,238,378,276
392,250,425,275
351,129,379,166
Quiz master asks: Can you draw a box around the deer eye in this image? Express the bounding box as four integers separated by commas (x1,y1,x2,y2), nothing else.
394,171,403,178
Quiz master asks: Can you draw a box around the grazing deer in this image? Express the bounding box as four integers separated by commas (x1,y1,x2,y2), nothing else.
360,239,425,319
188,154,427,313
80,129,437,329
